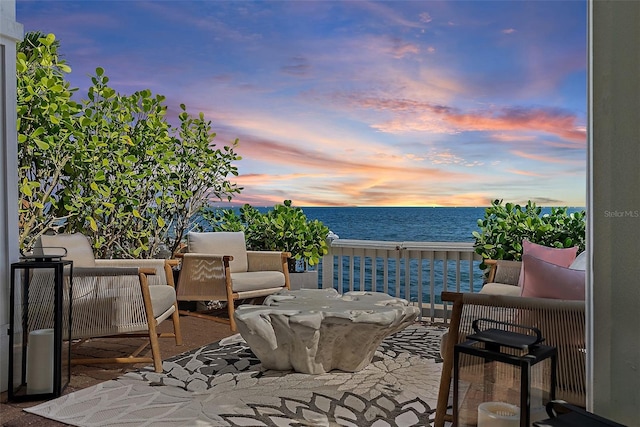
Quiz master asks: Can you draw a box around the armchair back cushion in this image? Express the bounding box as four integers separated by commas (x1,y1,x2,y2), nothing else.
520,254,586,300
569,251,587,270
518,240,578,286
492,260,522,285
187,231,248,273
37,233,96,267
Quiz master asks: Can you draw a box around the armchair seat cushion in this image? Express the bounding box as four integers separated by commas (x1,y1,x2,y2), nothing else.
231,271,286,292
479,282,523,296
149,285,178,317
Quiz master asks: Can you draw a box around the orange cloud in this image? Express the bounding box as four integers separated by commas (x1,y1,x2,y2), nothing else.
234,135,472,181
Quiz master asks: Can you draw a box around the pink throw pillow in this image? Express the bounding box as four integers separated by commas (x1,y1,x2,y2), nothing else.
518,240,578,286
520,254,586,300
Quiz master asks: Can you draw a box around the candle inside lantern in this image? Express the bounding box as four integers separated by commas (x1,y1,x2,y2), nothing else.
478,401,520,427
26,328,54,394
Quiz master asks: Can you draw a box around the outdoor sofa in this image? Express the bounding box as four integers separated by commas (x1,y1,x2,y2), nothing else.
434,249,587,427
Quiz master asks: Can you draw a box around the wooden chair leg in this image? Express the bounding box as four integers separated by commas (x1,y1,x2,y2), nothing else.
434,336,453,427
224,268,237,332
435,293,464,427
147,319,163,372
171,303,183,346
228,299,237,332
138,271,164,372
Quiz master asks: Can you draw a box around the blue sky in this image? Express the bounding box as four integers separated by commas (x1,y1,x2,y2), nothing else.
16,0,587,207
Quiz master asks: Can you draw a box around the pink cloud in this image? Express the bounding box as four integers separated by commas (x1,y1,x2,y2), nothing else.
339,93,586,142
234,135,469,179
281,56,311,76
510,150,583,165
419,12,433,24
387,37,420,58
506,168,545,177
446,107,586,142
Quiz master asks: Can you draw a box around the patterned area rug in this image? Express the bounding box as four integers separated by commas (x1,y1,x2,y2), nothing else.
26,322,446,427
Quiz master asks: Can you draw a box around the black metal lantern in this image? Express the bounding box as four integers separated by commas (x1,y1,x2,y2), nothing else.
453,318,557,427
8,252,73,401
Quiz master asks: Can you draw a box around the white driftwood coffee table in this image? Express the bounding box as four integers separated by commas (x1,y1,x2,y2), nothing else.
234,288,419,374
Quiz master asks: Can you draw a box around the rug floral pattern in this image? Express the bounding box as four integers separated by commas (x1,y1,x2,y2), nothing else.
26,323,446,427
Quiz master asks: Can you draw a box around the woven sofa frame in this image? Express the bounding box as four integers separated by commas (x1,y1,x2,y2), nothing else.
434,291,586,427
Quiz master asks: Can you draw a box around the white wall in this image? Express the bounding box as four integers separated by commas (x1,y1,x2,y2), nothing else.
589,0,640,423
0,0,23,392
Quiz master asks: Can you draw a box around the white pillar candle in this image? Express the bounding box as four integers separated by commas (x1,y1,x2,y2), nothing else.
478,401,520,427
26,328,54,394
530,388,548,424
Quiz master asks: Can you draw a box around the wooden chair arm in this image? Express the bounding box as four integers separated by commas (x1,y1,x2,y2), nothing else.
247,251,290,272
484,259,498,282
173,243,188,259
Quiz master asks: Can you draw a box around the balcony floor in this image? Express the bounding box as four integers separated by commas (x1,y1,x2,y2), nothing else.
1,315,235,427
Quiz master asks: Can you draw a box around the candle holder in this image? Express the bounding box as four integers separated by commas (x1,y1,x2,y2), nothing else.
8,252,73,401
453,318,557,427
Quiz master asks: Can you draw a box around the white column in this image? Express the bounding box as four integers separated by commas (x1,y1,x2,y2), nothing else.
0,0,23,392
588,0,640,423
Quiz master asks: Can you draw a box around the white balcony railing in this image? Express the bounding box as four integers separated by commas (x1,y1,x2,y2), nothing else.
318,238,485,321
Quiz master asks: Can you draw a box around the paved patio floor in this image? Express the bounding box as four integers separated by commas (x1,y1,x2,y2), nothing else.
1,315,235,427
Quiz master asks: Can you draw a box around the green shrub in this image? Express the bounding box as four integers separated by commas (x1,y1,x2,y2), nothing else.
472,199,586,269
200,200,330,271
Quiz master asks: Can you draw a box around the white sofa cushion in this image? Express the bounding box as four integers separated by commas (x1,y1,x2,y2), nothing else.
479,282,523,296
149,285,177,318
231,271,286,292
569,251,587,270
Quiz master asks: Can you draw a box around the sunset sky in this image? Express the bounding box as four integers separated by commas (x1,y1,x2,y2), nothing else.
16,0,587,207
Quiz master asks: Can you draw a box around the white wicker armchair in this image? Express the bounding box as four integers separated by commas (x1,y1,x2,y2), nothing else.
29,233,182,372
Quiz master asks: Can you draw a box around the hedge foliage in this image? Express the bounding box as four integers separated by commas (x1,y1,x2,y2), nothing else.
473,199,586,268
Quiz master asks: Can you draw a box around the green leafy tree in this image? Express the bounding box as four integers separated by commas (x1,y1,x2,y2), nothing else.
472,199,586,268
201,200,330,271
61,68,175,257
158,105,242,257
17,31,242,258
16,32,82,250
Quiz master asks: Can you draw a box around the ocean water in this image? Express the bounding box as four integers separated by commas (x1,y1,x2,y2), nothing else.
297,206,483,242
292,207,483,301
295,206,584,302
